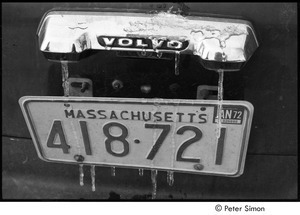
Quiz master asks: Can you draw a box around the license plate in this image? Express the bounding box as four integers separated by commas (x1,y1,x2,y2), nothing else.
19,96,253,177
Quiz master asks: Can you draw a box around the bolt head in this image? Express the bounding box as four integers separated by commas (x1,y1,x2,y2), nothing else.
74,155,84,162
194,164,204,170
112,80,123,90
141,85,151,94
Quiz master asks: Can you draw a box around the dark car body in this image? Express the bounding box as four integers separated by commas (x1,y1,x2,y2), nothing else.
2,2,297,199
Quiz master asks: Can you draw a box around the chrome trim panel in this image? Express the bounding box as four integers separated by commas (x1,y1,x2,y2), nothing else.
38,11,259,71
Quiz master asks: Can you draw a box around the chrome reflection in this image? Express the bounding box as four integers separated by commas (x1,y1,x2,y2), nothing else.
37,10,259,71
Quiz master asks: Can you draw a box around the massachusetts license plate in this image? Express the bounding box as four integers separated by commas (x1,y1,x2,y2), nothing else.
19,96,253,177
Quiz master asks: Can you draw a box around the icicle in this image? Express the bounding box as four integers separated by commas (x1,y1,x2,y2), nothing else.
220,41,226,49
79,164,84,186
167,171,174,186
61,61,69,96
222,53,226,61
218,70,224,101
156,50,162,58
174,51,180,76
217,69,224,138
111,166,116,176
138,168,144,176
220,40,227,62
169,102,178,186
218,40,225,130
141,48,147,57
167,6,174,13
91,165,96,192
151,169,158,200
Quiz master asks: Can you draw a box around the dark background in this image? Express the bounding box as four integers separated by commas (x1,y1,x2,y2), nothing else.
2,3,297,199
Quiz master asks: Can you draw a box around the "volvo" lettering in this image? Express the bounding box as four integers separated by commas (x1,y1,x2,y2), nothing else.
97,36,188,50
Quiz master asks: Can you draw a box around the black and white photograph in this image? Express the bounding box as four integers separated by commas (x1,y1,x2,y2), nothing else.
1,2,298,207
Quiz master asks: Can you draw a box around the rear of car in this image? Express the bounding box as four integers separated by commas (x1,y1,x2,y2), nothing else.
2,3,297,199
